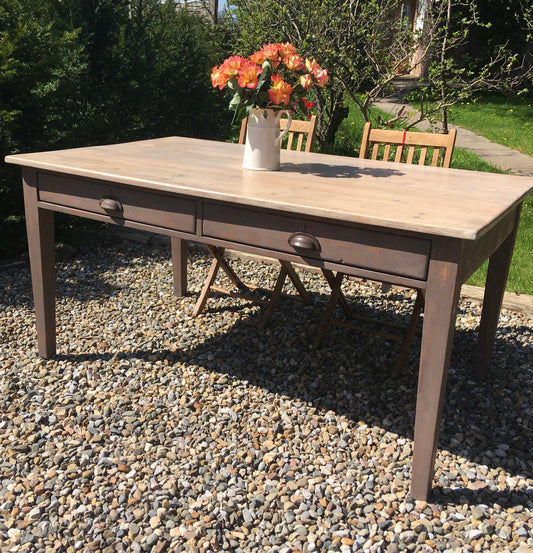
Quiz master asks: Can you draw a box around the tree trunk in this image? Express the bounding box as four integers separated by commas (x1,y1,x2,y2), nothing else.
439,0,452,133
319,104,350,146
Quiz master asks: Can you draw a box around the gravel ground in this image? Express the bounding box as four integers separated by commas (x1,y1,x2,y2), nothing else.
1,234,532,553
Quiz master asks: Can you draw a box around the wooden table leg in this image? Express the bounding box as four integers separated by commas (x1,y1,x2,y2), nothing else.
410,239,462,501
23,169,56,358
474,206,521,379
171,237,187,296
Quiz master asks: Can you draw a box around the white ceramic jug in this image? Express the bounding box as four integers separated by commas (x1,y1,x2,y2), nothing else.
242,108,292,171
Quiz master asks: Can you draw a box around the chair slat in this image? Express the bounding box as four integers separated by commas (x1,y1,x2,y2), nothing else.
418,146,428,166
240,115,317,153
431,147,441,167
286,133,295,150
238,118,247,145
394,145,404,163
406,146,415,164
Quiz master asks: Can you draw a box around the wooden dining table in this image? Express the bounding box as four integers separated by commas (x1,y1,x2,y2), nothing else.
6,136,532,501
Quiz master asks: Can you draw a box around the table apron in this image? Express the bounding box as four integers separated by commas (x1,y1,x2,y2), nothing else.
458,208,520,284
36,171,434,290
38,173,197,234
37,171,520,299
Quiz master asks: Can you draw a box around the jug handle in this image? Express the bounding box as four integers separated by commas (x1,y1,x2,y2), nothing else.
276,111,292,145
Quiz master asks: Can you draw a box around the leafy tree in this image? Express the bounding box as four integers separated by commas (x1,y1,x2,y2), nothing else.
114,1,232,141
42,0,231,143
229,0,532,140
458,0,533,72
400,0,533,132
229,0,420,144
0,0,88,151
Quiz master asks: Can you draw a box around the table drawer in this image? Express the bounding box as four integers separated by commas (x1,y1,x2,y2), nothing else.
203,203,430,280
38,173,197,233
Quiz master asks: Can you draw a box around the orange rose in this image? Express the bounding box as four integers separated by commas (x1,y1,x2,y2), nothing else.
284,54,305,72
268,74,293,105
238,61,262,89
278,42,297,58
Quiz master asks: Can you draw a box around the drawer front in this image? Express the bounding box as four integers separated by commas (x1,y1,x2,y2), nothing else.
203,203,430,280
38,173,196,233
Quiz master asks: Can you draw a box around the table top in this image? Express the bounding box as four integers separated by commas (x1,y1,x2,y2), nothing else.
6,136,532,240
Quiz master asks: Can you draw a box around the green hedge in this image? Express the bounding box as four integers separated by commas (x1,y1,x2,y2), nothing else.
0,0,233,259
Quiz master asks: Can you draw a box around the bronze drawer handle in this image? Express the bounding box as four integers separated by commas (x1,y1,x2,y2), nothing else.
99,197,122,213
288,232,321,252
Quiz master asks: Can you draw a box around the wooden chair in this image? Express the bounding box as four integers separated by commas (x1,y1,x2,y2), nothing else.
314,122,457,375
193,115,324,323
359,121,457,167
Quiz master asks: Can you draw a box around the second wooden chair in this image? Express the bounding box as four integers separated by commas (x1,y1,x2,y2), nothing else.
313,121,457,375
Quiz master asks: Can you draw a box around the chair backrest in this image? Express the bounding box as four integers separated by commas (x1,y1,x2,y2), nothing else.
239,114,317,152
359,121,457,168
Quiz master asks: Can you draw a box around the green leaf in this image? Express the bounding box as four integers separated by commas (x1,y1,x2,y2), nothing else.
229,91,242,110
255,90,270,107
227,78,243,93
292,84,306,97
257,60,272,91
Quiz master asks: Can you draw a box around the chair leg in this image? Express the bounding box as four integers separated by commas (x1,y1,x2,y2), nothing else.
391,290,425,377
313,273,424,374
196,246,313,320
313,272,345,349
206,245,249,291
322,269,351,318
194,245,262,317
282,261,312,305
259,263,289,330
259,261,312,329
192,251,223,317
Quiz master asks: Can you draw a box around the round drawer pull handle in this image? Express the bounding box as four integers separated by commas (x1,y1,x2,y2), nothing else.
288,232,321,252
99,197,122,213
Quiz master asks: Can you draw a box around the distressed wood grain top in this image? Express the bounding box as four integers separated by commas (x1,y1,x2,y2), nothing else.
6,136,532,240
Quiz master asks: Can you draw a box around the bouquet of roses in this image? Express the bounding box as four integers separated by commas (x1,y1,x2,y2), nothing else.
211,42,328,115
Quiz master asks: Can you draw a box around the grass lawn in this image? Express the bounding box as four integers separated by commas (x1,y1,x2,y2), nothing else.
467,193,533,295
446,93,533,157
317,101,533,295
